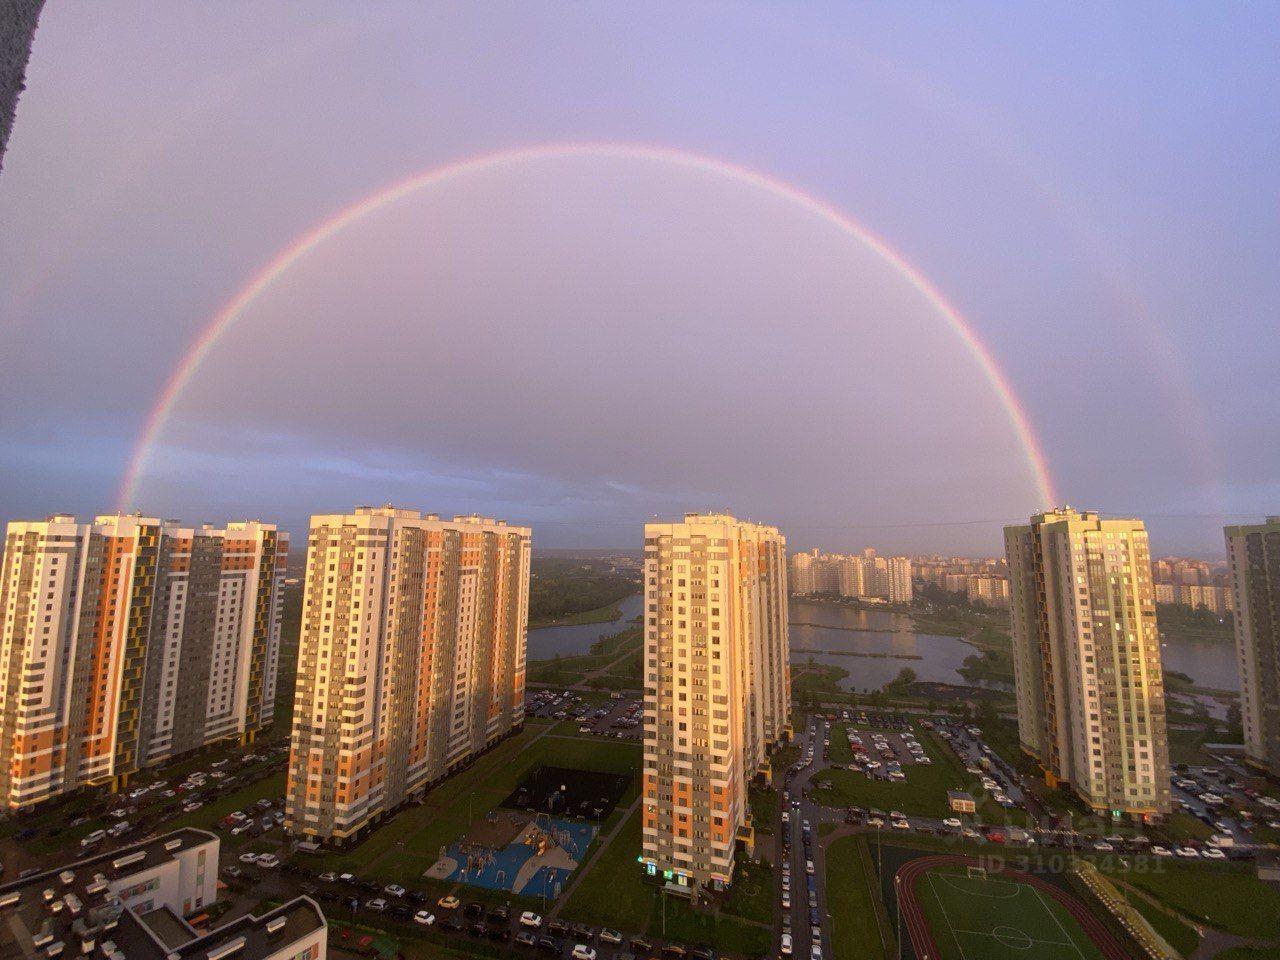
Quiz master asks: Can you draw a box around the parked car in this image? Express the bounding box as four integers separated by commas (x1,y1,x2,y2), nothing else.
520,911,544,928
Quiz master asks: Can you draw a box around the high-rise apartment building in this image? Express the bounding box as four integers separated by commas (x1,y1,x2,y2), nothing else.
1225,517,1280,778
641,513,790,891
788,551,815,595
0,515,287,810
1005,508,1170,820
788,549,911,603
285,507,530,844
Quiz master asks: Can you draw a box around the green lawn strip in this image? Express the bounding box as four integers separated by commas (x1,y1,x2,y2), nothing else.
748,785,777,835
1118,886,1200,957
559,807,653,931
560,808,771,953
723,858,774,925
826,724,854,765
1100,860,1280,940
825,834,886,960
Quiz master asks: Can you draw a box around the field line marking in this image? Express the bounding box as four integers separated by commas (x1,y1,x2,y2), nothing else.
937,872,1021,899
926,873,971,960
1031,885,1089,960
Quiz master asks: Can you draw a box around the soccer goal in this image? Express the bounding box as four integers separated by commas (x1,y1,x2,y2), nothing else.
966,865,988,880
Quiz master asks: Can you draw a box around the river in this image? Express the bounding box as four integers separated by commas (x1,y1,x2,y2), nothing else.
528,594,1242,694
527,593,644,660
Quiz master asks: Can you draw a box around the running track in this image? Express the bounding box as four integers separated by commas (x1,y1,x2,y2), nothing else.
895,854,1131,960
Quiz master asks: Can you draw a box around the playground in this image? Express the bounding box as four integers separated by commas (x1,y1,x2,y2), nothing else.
425,811,596,898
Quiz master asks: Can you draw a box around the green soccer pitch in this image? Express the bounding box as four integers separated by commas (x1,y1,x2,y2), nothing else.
914,868,1107,960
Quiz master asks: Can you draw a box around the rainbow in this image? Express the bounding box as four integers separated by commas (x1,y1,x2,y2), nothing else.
116,141,1057,511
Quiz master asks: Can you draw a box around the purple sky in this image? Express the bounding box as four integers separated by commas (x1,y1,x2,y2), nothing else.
0,4,1276,555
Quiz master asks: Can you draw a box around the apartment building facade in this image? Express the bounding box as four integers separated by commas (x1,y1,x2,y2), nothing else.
0,515,287,810
1005,508,1170,820
641,513,790,891
1225,517,1280,778
285,506,531,844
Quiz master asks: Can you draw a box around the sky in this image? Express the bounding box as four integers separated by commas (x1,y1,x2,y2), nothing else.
0,3,1277,555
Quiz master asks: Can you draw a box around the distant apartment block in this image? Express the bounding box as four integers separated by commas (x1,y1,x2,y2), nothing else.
285,506,531,844
642,513,790,891
1005,508,1170,820
0,828,325,959
1225,517,1280,779
0,514,287,810
787,548,911,603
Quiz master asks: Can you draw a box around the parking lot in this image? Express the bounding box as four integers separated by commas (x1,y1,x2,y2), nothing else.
527,690,643,741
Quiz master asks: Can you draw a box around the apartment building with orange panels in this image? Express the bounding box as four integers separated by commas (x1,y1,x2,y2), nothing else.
284,506,531,845
641,513,790,892
1005,508,1170,820
0,515,287,810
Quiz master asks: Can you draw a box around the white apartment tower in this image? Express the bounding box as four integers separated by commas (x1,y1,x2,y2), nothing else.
1005,508,1170,820
285,507,531,844
1225,517,1280,778
641,513,790,891
0,515,287,810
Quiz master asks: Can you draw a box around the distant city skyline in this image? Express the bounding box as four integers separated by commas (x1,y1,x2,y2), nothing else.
2,5,1277,555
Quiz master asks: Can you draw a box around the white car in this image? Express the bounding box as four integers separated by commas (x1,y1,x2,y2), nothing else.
1151,846,1172,857
805,860,815,875
599,930,623,945
572,947,597,960
520,911,543,928
414,911,435,926
781,892,791,909
1203,847,1227,860
1175,847,1200,858
365,898,387,912
866,817,885,828
256,854,280,868
319,872,337,883
339,873,356,883
780,934,793,955
942,818,962,829
810,945,822,960
1092,842,1113,852
238,852,259,864
384,884,406,898
892,819,910,830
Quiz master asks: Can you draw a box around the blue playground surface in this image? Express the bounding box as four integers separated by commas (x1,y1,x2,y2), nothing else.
432,817,597,897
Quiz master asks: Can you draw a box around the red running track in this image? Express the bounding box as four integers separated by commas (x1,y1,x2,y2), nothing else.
895,854,1132,960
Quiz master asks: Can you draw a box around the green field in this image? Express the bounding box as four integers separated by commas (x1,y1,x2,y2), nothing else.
560,809,772,955
1101,860,1280,941
915,868,1105,960
825,835,887,960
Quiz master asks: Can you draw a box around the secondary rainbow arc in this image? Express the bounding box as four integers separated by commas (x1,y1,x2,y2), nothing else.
116,141,1058,512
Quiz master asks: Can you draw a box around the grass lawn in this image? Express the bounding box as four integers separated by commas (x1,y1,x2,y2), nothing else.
1122,890,1200,957
809,725,968,818
1211,948,1280,960
529,601,626,629
748,785,777,835
915,867,1105,960
825,835,886,960
561,809,772,954
724,858,774,925
826,724,854,765
1102,860,1280,940
317,729,640,890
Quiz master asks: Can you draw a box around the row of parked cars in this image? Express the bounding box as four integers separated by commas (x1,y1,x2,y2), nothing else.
297,865,720,960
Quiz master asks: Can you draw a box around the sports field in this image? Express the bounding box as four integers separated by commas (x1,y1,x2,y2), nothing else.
916,868,1104,959
898,857,1128,960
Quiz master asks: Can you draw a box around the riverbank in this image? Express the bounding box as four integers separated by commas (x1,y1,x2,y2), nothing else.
529,597,634,629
